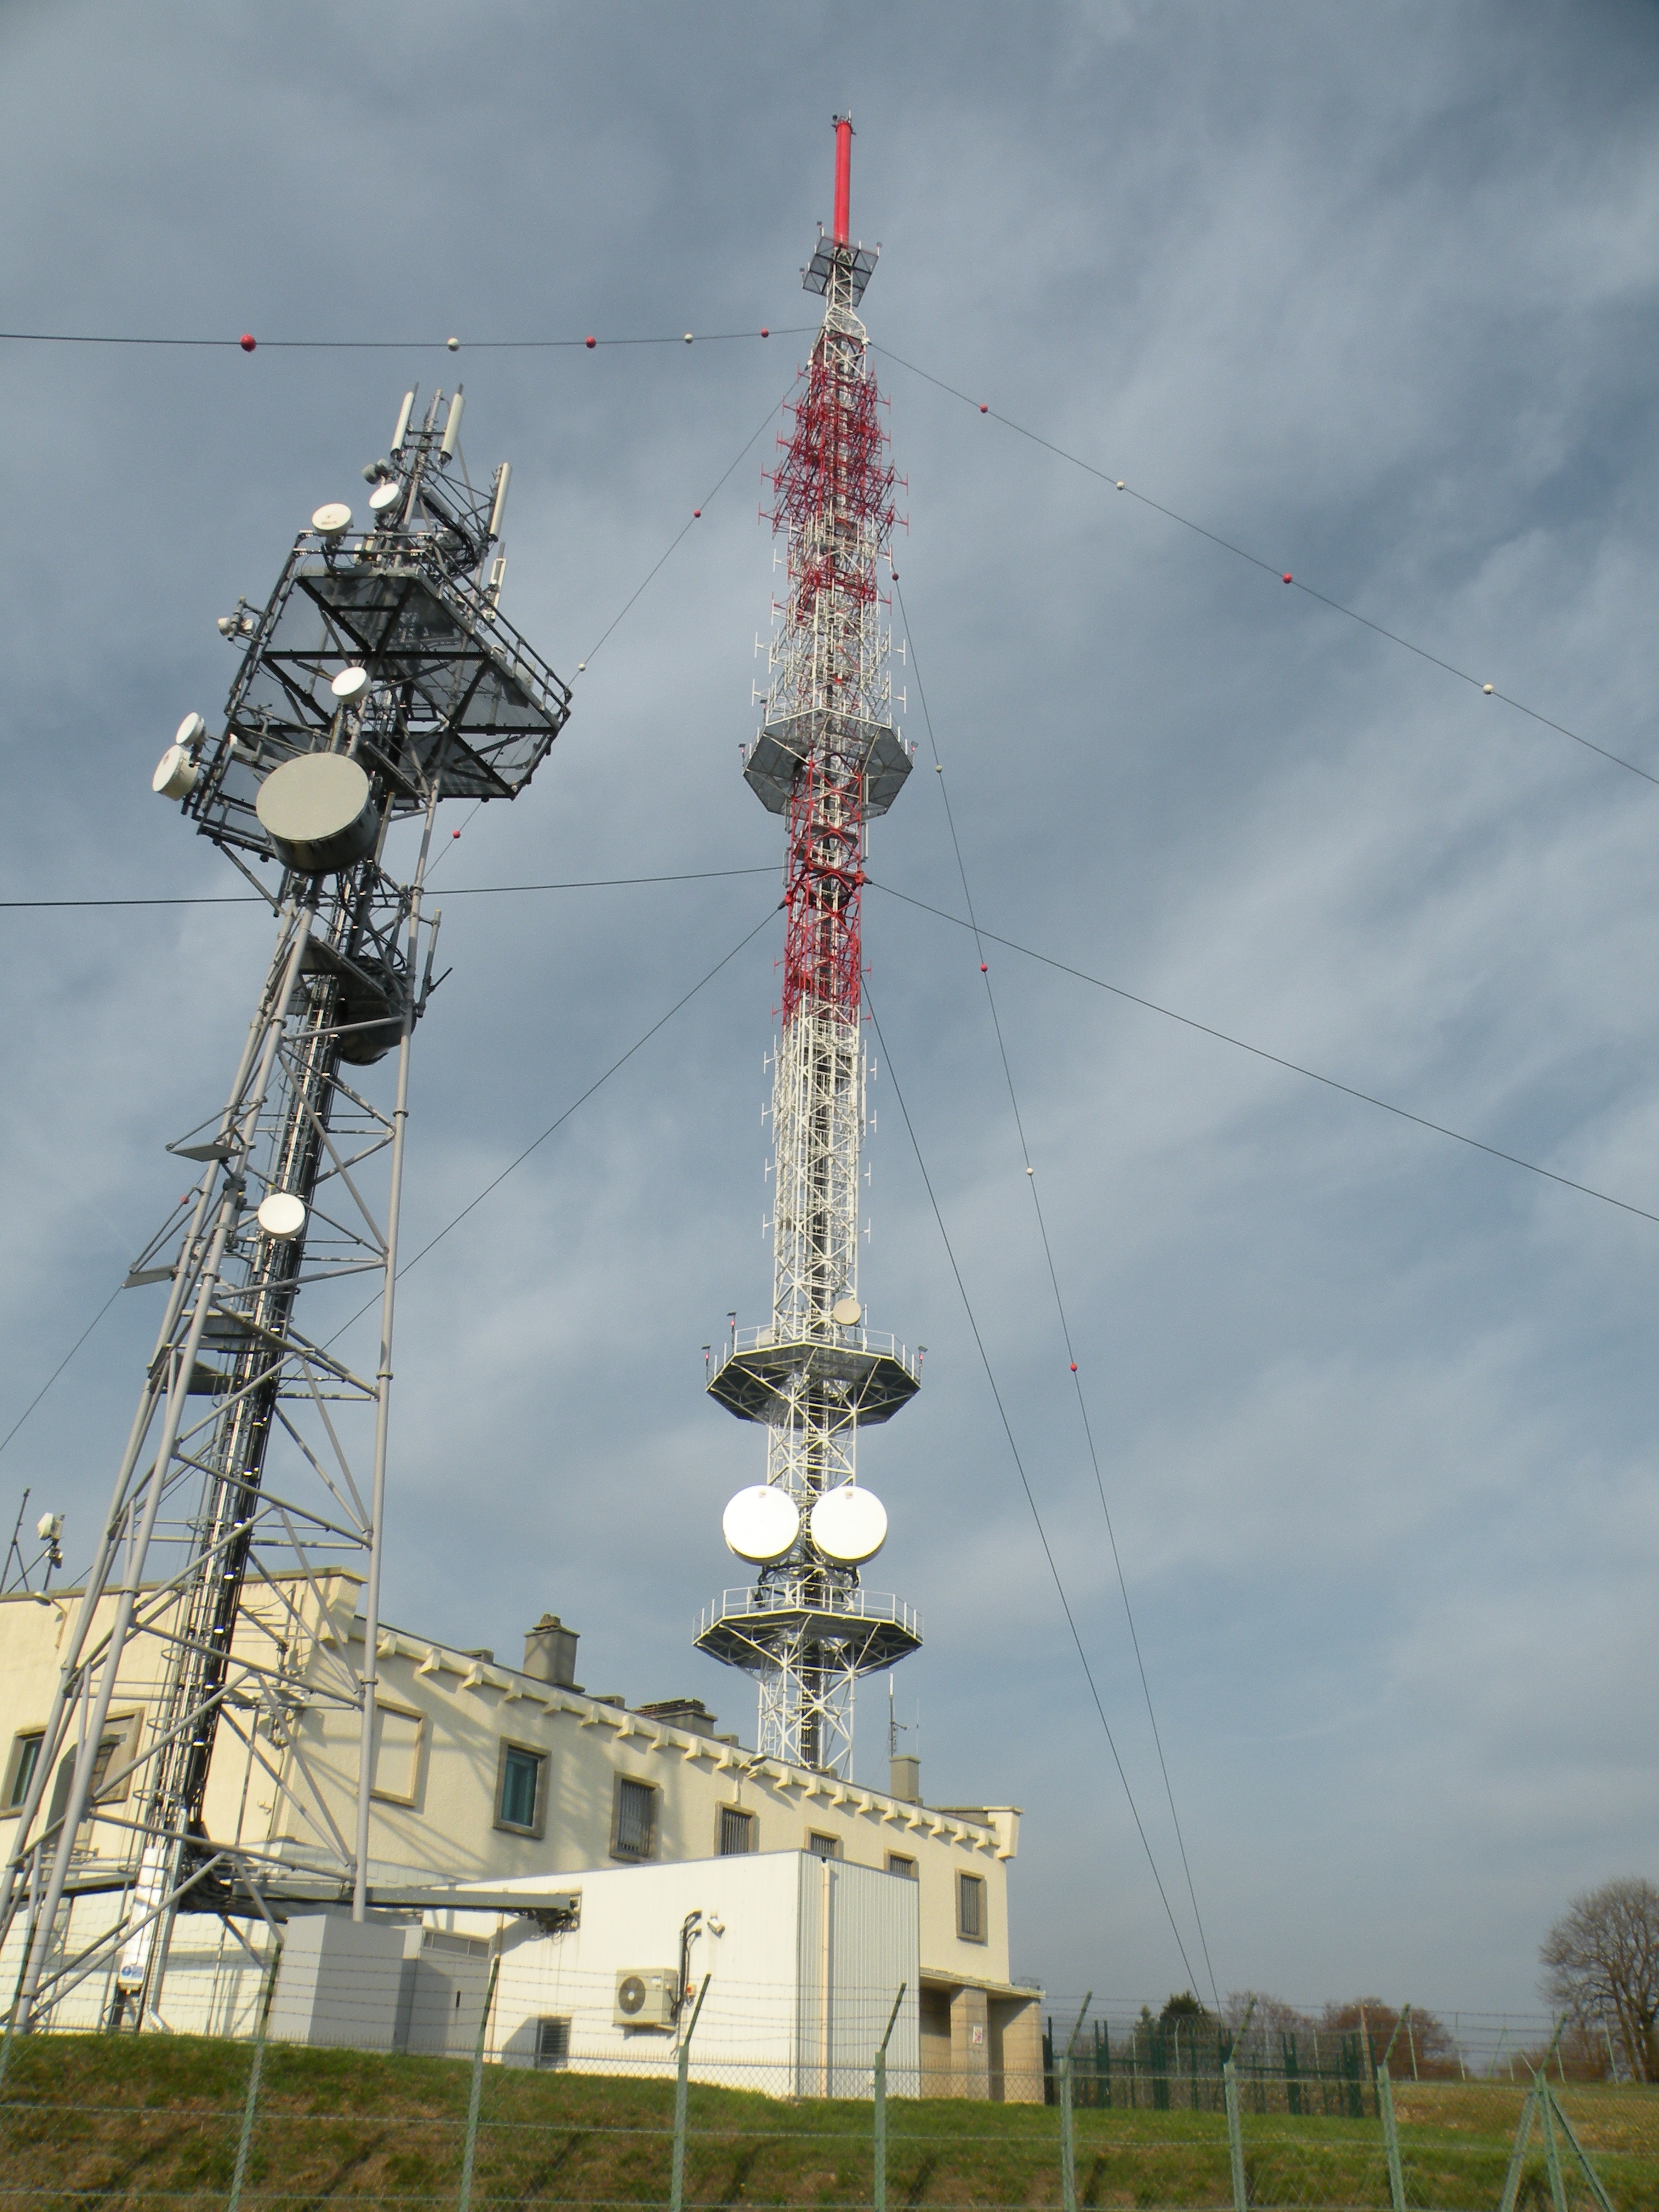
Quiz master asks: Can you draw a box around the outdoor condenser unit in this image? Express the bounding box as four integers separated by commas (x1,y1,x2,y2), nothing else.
613,1968,679,2029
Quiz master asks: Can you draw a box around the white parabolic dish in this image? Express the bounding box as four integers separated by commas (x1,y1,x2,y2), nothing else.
809,1484,887,1564
722,1485,800,1564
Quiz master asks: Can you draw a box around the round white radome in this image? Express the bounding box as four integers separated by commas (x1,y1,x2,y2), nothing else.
809,1484,888,1564
722,1485,800,1564
152,745,198,799
330,665,370,705
311,502,352,538
256,1191,307,1241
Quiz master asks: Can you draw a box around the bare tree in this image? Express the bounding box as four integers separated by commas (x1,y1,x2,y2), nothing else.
1540,1877,1659,2083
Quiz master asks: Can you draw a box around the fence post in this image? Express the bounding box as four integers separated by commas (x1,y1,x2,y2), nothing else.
1497,2088,1537,2212
456,1953,500,2212
1538,2080,1569,2212
225,1934,283,2212
873,1982,906,2212
1375,2066,1406,2212
669,1972,711,2212
1056,1992,1090,2212
1222,2060,1247,2212
1543,2080,1618,2212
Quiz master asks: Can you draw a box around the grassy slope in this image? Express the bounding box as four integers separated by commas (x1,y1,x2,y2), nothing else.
0,2036,1654,2208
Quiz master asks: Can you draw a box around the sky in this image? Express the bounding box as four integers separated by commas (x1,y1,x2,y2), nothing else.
1,0,1657,2028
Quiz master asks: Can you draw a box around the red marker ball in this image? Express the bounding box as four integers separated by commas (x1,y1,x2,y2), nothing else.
1282,572,1292,584
585,335,596,349
979,403,988,414
980,962,988,973
240,333,256,352
452,830,461,839
760,327,769,338
693,509,702,518
1070,1362,1078,1373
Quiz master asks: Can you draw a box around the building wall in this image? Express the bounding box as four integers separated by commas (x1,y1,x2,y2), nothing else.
0,1574,1037,2082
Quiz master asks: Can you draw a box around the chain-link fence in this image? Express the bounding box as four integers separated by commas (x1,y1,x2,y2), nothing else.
1,1999,1654,2210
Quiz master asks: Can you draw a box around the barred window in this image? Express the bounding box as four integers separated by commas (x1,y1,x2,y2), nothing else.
535,2016,571,2070
957,1871,987,1942
886,1852,917,1879
614,1776,658,1860
719,1806,756,1855
808,1831,841,1861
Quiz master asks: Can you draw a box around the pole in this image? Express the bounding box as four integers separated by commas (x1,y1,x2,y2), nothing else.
670,1973,711,2212
1222,2060,1247,2212
456,1953,500,2212
353,797,437,1922
225,1934,283,2212
1544,2082,1618,2212
1497,2088,1536,2212
1376,2066,1406,2212
873,1982,906,2212
1538,2079,1569,2212
1057,1992,1089,2212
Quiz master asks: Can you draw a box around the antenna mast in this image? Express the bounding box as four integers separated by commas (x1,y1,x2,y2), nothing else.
698,119,921,1775
0,392,570,2029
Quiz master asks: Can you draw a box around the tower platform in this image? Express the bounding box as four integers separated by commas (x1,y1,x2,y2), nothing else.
708,1326,919,1427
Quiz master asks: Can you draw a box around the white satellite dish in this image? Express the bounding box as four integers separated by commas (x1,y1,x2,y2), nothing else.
809,1484,887,1565
722,1485,800,1564
831,1296,862,1327
311,501,352,539
152,745,197,799
175,711,207,751
256,1191,307,1241
368,480,401,517
330,665,370,706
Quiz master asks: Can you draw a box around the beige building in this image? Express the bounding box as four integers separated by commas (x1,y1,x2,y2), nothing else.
1,1572,1041,2096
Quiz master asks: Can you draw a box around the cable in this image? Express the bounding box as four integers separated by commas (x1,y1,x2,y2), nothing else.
867,880,1659,1232
579,389,794,667
863,981,1202,1998
0,1284,124,1464
893,576,1219,2013
0,868,777,911
872,344,1659,794
0,328,810,352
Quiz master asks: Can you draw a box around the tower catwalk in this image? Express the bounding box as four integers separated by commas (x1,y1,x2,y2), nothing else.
698,119,920,1777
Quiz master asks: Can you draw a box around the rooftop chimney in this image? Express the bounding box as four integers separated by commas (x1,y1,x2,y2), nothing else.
522,1613,580,1688
889,1753,920,1804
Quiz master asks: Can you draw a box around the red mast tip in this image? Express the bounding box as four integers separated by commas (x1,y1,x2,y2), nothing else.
832,113,854,243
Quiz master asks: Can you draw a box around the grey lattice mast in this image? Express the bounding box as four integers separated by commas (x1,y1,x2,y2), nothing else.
697,119,922,1776
0,388,569,2031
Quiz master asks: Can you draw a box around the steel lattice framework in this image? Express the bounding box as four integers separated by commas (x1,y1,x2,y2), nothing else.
0,390,569,2032
699,121,922,1775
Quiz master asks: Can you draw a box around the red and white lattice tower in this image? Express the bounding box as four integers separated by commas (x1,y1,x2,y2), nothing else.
697,119,921,1775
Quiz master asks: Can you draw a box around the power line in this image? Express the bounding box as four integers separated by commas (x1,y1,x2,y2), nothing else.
867,880,1659,1232
893,574,1219,2012
0,1284,124,1464
863,982,1202,1998
0,868,776,913
872,344,1659,794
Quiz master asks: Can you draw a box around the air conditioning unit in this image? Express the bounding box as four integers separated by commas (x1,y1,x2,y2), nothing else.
614,1967,679,2029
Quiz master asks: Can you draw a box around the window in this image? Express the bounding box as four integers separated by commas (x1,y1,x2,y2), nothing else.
719,1806,756,1856
370,1706,425,1805
808,1831,841,1861
535,2016,571,2070
886,1852,917,1880
495,1743,546,1836
612,1776,658,1861
957,1871,987,1943
87,1732,126,1805
4,1734,42,1812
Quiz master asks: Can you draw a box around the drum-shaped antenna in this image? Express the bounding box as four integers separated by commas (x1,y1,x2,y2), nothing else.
722,1485,800,1564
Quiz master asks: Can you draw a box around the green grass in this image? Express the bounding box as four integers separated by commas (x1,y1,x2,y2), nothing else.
0,2036,1654,2208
